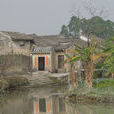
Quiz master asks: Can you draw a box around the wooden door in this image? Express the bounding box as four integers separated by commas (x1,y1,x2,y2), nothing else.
38,57,45,70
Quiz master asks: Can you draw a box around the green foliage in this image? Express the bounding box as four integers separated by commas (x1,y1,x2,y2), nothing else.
60,25,69,36
94,61,104,78
68,16,81,37
60,16,114,39
93,78,114,88
101,37,114,75
69,79,114,96
65,37,100,65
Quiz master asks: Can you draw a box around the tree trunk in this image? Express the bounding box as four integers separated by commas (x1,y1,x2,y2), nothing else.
70,63,77,87
84,62,94,88
111,73,114,79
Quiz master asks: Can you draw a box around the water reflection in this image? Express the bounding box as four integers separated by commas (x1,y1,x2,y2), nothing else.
33,95,66,114
0,87,114,114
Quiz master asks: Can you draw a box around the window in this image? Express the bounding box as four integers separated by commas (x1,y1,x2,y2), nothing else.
19,41,25,46
58,55,64,68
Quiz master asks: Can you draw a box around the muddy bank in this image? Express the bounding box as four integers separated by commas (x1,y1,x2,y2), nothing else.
65,79,114,104
0,76,29,92
68,94,114,104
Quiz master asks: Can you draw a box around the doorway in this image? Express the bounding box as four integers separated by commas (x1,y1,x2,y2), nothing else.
39,98,46,112
38,57,45,71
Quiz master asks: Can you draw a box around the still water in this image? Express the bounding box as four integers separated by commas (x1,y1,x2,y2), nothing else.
0,87,114,114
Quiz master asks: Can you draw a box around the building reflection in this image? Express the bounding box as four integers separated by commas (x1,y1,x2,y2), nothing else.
33,95,66,114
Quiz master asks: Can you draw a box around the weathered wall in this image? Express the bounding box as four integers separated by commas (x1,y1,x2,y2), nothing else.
12,41,31,55
50,49,56,72
0,54,32,75
0,32,14,55
0,32,31,56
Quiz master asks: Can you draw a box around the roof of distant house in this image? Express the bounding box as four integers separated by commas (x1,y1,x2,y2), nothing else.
32,36,87,53
2,31,34,41
1,31,88,53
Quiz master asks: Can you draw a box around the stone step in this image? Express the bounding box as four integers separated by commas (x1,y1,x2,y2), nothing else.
22,72,65,86
29,79,52,81
30,82,57,85
29,82,57,85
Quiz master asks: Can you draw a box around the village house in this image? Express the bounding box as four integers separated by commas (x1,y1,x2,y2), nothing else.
0,31,86,73
31,35,84,73
0,31,34,55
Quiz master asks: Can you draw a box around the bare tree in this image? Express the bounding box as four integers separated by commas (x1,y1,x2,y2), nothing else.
82,0,109,19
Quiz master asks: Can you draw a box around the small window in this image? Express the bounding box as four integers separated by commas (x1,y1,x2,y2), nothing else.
19,41,25,46
58,55,64,68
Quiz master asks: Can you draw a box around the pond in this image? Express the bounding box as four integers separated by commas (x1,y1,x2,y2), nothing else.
0,86,114,114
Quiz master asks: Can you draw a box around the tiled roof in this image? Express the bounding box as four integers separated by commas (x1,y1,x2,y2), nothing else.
1,31,88,53
2,31,34,41
32,46,53,54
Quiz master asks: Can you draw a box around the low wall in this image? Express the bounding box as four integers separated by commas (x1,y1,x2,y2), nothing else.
0,54,32,75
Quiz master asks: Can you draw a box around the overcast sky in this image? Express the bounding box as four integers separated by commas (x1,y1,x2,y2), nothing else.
0,0,114,35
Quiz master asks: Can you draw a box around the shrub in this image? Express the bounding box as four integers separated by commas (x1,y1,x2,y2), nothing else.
93,78,114,88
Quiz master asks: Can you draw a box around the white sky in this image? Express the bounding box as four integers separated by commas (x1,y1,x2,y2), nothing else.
0,0,114,35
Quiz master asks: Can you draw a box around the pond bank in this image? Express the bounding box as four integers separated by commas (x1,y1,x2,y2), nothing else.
68,93,114,104
0,71,67,93
0,86,114,114
0,76,29,92
21,71,68,87
1,75,114,105
65,79,114,104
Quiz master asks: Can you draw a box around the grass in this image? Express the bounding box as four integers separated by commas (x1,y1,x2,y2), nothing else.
93,78,114,89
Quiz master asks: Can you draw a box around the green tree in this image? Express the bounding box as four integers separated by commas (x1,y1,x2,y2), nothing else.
60,25,69,37
68,16,81,37
60,16,114,39
64,36,107,88
102,37,114,78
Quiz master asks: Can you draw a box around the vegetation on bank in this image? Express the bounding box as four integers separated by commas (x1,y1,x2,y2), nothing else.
65,36,114,87
65,79,114,103
94,79,114,88
64,34,114,103
0,76,29,92
64,36,106,87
